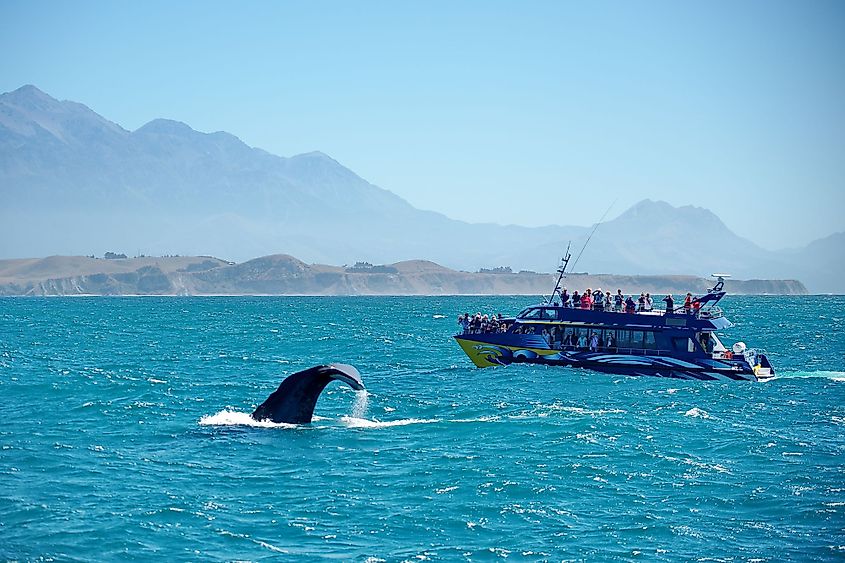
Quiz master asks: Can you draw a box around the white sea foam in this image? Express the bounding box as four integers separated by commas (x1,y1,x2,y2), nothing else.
684,407,711,419
198,410,298,428
340,416,439,429
771,371,845,382
432,314,446,319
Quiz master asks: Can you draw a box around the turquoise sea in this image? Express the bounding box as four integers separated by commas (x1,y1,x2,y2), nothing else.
1,295,844,561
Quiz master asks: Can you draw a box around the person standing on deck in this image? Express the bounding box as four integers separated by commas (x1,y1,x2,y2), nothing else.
614,290,624,312
581,289,593,310
593,288,604,311
663,294,674,314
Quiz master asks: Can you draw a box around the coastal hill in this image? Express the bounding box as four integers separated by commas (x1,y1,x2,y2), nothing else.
0,85,841,292
0,254,807,296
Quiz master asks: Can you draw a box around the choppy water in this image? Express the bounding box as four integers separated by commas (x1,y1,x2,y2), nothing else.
1,295,844,561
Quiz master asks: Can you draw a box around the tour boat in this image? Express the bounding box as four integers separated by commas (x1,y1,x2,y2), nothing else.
454,264,774,382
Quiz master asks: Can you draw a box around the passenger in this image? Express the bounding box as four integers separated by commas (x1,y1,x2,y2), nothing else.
614,289,624,312
625,295,636,313
683,293,693,314
561,288,571,307
581,289,593,310
593,287,604,311
589,332,599,352
637,292,646,312
607,332,617,352
458,314,469,334
699,332,709,352
571,290,581,309
563,331,572,348
606,291,612,311
645,293,653,311
663,294,674,314
577,332,587,349
692,299,701,317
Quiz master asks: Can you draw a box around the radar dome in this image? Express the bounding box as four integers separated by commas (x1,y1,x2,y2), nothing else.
732,342,747,354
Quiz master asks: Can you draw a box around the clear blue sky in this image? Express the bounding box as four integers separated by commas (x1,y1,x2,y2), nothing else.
2,0,843,250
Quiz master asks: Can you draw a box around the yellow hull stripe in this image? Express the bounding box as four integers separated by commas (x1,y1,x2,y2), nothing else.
454,338,556,369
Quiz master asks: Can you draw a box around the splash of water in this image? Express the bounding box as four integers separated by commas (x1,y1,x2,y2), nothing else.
351,389,369,419
198,410,298,428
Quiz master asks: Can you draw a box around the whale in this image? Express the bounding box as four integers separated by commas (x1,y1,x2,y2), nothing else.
251,363,365,424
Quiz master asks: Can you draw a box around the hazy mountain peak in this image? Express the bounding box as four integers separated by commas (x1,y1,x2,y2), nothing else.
135,118,195,136
616,199,726,228
4,84,54,103
618,199,676,218
290,150,341,164
0,84,126,142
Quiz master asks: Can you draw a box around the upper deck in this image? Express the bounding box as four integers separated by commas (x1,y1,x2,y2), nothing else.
514,304,732,331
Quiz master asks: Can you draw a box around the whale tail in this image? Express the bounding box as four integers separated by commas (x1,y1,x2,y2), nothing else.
251,363,365,424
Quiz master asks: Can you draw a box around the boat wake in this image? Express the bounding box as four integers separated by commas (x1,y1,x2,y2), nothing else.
768,370,845,382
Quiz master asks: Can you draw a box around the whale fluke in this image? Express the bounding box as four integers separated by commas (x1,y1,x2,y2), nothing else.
251,363,365,424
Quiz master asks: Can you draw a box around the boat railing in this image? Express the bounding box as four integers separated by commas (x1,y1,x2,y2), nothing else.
560,305,724,320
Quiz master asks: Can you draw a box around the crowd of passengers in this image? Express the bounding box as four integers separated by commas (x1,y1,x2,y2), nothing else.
457,312,510,335
554,288,702,316
458,291,703,336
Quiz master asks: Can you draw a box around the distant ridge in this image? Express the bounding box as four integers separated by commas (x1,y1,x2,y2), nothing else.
0,85,841,292
0,255,808,296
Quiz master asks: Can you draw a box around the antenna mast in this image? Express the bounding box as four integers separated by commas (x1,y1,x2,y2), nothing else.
546,241,572,304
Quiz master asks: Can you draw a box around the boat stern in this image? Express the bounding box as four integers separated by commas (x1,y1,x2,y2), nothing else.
752,353,775,381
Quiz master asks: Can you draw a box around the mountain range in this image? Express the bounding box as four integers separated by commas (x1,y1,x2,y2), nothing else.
1,85,841,292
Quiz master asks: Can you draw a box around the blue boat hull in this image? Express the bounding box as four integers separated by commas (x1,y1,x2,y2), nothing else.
454,336,760,382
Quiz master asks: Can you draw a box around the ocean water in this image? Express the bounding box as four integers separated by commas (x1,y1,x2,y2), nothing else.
1,295,843,561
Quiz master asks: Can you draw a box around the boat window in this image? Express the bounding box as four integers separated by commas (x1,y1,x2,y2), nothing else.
540,308,559,320
617,330,631,348
631,331,644,348
643,331,657,350
518,308,543,320
671,337,694,353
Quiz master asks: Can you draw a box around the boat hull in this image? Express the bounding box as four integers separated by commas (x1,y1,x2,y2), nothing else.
454,336,760,382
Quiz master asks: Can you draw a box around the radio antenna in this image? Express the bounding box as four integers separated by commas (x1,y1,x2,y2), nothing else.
570,199,617,271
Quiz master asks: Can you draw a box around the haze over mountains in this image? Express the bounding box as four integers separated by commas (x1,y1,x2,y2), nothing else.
1,85,841,292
